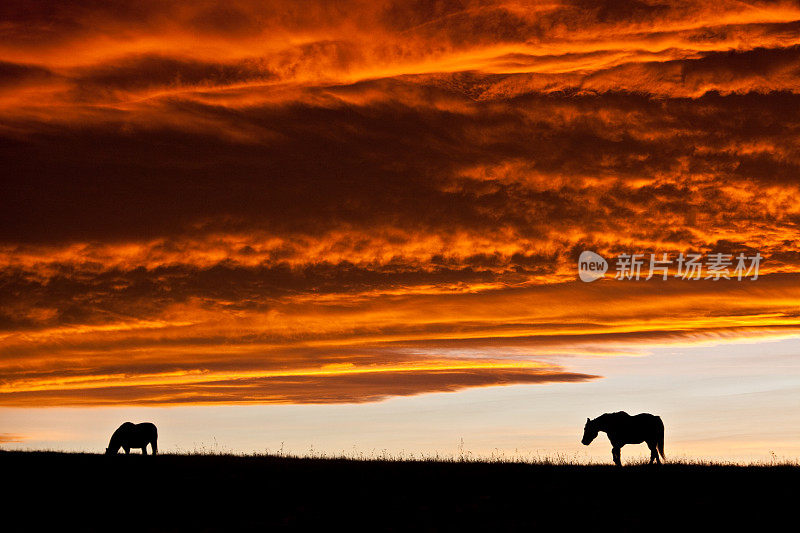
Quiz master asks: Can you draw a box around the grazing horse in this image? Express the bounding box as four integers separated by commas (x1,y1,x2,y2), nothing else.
581,412,664,466
105,422,158,455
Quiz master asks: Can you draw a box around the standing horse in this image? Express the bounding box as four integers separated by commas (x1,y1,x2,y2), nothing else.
105,422,158,455
581,412,664,466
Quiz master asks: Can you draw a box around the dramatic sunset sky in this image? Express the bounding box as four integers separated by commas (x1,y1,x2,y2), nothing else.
2,0,800,461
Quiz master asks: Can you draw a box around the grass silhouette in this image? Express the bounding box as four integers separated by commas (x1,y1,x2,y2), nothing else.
3,449,797,531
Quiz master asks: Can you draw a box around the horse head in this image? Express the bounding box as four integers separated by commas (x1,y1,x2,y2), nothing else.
581,417,599,445
105,436,121,455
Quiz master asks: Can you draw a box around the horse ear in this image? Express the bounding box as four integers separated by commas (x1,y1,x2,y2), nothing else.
586,418,590,423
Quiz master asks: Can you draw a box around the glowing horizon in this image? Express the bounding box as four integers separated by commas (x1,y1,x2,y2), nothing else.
1,1,800,460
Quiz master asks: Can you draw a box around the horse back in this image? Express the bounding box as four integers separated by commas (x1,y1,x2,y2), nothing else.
605,413,661,444
632,413,662,426
136,422,157,434
115,422,157,445
630,413,663,440
134,422,158,441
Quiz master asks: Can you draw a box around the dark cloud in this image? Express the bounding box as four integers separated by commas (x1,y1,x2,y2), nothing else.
2,87,799,243
71,54,276,97
0,61,54,87
0,367,597,406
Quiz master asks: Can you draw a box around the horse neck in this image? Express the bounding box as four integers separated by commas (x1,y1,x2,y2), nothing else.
593,414,613,433
108,435,122,451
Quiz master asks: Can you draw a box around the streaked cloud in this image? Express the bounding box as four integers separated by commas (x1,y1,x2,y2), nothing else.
0,433,25,443
1,1,799,405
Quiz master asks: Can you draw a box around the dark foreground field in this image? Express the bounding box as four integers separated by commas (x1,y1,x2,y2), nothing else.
3,451,797,532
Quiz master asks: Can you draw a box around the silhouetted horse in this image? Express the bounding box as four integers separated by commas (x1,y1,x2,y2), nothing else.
582,412,664,466
105,422,158,455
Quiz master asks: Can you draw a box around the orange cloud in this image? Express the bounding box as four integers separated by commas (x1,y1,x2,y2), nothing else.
1,1,799,405
0,358,596,406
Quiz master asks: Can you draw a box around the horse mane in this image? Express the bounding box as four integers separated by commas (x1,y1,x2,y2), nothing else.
108,422,133,444
112,422,133,436
594,411,629,425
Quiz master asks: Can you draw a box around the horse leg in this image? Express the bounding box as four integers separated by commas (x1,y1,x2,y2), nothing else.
151,439,158,455
612,446,622,467
142,445,148,455
646,440,661,465
123,446,130,455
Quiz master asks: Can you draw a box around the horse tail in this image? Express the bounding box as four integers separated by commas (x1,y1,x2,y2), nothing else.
657,417,666,460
